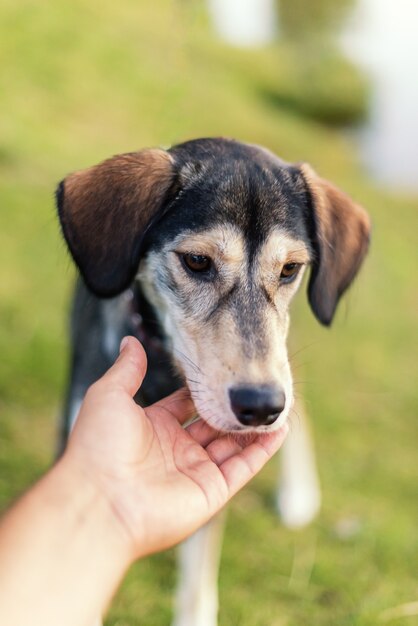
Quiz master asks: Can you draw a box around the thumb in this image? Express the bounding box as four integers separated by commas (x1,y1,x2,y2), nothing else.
99,336,147,397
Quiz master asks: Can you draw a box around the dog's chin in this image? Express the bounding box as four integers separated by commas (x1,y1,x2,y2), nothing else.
214,417,288,435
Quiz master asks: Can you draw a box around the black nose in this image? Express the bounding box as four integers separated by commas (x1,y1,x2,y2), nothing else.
228,384,286,427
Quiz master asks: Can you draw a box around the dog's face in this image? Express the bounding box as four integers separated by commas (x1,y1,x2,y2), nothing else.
57,138,371,433
138,226,308,432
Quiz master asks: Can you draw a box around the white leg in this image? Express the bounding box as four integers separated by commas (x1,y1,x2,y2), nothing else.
277,398,321,528
172,513,225,626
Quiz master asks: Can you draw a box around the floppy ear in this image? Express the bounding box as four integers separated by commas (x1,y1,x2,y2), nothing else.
56,149,176,297
299,164,371,326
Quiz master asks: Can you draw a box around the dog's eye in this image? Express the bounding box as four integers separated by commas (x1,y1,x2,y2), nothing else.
182,253,212,274
280,263,301,283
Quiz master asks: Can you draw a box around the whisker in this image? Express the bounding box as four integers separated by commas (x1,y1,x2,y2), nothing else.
183,371,217,395
288,341,320,361
288,405,302,429
174,349,203,375
290,361,312,371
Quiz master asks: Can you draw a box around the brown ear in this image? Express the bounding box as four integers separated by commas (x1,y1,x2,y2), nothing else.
56,149,176,297
300,164,371,326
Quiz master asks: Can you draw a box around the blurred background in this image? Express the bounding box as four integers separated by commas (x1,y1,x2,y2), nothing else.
0,0,417,624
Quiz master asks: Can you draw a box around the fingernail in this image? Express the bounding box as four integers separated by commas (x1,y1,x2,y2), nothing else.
119,337,129,353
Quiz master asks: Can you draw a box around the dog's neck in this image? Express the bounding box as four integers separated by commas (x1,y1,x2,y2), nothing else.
129,283,183,405
129,284,167,355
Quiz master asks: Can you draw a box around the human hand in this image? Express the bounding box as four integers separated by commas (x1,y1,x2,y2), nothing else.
64,336,288,562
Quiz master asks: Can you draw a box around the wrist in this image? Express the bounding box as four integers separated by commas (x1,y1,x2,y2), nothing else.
56,452,135,569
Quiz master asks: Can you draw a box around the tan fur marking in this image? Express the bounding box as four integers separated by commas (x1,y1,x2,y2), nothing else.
257,231,310,267
300,163,371,324
65,149,173,216
174,225,245,265
256,231,310,305
60,149,175,295
300,163,371,255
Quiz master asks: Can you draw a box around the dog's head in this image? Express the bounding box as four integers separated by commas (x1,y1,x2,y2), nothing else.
57,138,370,432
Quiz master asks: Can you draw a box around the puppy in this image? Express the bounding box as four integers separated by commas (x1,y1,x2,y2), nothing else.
57,138,370,626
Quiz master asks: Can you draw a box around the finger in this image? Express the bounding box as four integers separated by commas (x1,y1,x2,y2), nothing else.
98,336,147,397
219,424,289,497
205,435,244,465
147,387,197,425
186,418,222,448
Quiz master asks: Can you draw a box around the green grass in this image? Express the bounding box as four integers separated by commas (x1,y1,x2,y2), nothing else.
0,1,417,625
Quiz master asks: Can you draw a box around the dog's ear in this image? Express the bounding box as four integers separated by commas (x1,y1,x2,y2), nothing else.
299,164,371,326
56,149,176,297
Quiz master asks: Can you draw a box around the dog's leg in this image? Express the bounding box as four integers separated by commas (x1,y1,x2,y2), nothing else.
277,398,321,528
173,512,225,626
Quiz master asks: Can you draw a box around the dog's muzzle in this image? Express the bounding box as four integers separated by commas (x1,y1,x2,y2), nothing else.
228,384,286,427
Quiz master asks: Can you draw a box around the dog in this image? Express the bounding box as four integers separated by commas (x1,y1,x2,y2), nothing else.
57,137,370,626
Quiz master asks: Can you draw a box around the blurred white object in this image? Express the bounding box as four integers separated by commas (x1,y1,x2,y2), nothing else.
341,0,418,191
277,398,321,529
208,0,277,47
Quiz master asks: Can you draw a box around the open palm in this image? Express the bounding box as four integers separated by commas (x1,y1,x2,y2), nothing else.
66,337,288,560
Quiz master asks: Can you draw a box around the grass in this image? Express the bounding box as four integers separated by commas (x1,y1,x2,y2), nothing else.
0,1,417,624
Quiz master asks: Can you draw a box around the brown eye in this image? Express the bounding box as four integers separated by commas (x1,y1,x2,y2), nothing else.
280,263,301,283
182,253,212,273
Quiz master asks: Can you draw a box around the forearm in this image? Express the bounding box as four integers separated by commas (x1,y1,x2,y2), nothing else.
0,456,131,626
